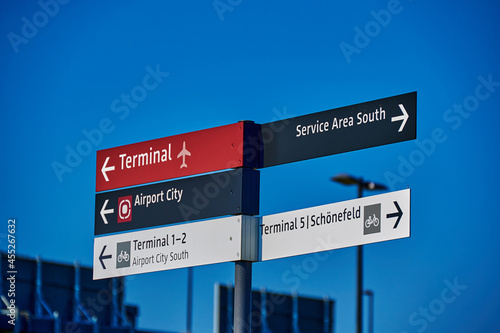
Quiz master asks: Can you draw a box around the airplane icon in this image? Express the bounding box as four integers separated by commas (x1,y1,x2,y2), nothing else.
177,141,191,169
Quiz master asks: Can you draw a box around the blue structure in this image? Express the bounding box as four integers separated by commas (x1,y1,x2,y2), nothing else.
0,253,168,333
214,284,335,333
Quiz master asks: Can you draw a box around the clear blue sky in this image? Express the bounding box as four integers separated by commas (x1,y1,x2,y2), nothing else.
2,0,500,332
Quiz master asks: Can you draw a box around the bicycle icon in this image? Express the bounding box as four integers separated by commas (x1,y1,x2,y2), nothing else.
117,250,129,262
365,214,380,228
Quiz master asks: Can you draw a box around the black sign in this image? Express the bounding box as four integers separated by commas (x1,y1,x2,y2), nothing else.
260,92,416,167
94,169,259,236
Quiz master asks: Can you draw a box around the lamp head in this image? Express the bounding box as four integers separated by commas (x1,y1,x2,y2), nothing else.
331,173,360,185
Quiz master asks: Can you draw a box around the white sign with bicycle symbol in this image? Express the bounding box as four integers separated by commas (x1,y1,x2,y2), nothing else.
261,189,410,261
93,215,259,280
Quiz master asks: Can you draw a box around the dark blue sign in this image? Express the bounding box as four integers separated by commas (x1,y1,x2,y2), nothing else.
260,92,416,167
94,169,259,236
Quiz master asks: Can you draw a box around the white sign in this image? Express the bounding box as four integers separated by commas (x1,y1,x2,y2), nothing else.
93,215,259,280
261,189,410,261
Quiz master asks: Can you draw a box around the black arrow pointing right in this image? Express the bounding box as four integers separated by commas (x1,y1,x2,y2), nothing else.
99,245,112,269
386,201,403,229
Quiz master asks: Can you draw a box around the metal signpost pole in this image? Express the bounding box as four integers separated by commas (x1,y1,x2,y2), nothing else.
234,261,252,333
187,267,193,333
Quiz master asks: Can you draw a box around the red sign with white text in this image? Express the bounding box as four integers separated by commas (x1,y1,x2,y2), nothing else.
96,122,260,192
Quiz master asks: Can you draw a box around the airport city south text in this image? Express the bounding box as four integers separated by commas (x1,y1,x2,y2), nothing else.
131,232,188,268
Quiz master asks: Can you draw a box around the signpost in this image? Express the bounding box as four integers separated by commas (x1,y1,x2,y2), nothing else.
92,92,417,333
95,169,259,236
96,121,260,192
260,92,416,167
261,189,410,261
93,215,259,280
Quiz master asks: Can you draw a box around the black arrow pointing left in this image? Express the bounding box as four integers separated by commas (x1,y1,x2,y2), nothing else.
386,201,403,229
99,245,112,269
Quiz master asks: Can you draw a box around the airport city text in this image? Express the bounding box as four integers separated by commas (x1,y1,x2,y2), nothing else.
134,188,183,207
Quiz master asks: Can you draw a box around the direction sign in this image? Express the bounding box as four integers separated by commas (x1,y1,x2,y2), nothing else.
95,169,259,236
96,121,261,192
93,215,260,279
261,189,410,261
260,92,416,167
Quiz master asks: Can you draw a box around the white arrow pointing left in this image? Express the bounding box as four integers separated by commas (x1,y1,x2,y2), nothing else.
100,199,114,224
101,157,115,182
391,104,409,132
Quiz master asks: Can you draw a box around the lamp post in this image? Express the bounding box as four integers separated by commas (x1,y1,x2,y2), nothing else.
364,290,374,333
331,173,386,333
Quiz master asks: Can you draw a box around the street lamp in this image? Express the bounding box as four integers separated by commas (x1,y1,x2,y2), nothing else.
332,173,388,198
331,173,387,333
363,290,374,333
